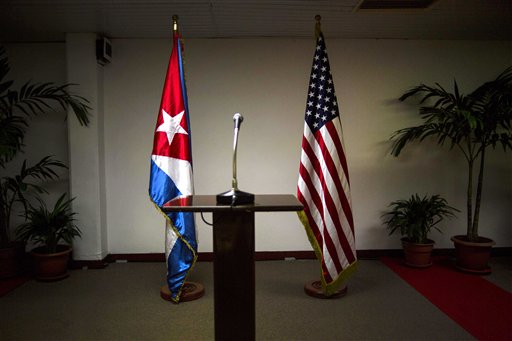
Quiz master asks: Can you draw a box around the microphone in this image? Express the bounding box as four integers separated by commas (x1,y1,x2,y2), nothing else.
216,113,254,205
233,113,244,129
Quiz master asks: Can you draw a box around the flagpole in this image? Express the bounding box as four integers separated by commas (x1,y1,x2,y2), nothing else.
172,14,179,33
314,14,322,39
301,14,354,299
157,14,204,303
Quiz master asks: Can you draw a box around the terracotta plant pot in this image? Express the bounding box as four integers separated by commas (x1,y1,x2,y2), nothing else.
31,245,72,281
0,241,25,278
451,235,495,274
401,238,434,268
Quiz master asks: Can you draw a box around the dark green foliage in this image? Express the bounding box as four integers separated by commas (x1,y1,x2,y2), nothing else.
0,46,90,168
16,193,81,254
390,67,512,241
382,194,458,244
1,156,66,226
0,46,90,247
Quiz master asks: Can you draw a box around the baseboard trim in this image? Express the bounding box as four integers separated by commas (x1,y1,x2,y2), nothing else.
109,253,165,262
70,259,110,269
71,247,511,268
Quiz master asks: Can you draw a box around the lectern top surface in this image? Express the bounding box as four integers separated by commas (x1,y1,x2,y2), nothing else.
161,194,303,213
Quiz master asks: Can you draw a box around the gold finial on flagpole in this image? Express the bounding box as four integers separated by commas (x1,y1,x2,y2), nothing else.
172,15,179,33
314,15,322,39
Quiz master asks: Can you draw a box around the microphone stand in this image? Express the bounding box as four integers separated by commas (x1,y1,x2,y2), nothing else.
216,113,255,205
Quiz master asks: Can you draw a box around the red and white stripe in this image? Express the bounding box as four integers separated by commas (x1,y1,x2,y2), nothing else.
297,118,356,284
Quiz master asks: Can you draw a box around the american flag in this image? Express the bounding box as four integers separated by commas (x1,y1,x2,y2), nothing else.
297,33,357,295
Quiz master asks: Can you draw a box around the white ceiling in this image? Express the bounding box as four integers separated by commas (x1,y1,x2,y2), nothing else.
0,0,511,42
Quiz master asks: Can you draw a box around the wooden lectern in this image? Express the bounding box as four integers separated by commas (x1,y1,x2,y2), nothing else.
162,194,303,341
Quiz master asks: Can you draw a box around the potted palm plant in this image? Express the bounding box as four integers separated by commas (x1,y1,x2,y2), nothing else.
1,157,66,277
0,46,90,277
16,193,81,281
390,67,511,273
382,194,458,267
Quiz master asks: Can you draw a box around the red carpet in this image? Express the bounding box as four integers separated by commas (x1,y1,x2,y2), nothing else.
382,257,512,341
0,276,29,297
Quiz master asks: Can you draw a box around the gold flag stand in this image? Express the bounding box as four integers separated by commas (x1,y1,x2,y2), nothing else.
304,280,348,299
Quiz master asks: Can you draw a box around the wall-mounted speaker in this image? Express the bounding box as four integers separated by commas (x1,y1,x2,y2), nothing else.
96,36,112,65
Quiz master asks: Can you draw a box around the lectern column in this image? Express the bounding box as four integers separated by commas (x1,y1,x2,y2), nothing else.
213,211,255,341
161,195,303,340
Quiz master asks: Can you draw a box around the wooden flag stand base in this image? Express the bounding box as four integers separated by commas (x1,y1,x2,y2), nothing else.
304,280,347,299
160,282,205,302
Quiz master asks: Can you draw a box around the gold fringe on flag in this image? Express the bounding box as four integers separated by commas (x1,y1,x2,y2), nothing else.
297,210,357,297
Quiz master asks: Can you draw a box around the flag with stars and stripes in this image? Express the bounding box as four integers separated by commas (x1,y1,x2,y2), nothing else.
297,33,357,296
149,31,197,303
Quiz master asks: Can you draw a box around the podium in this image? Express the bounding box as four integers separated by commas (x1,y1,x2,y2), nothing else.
162,194,303,341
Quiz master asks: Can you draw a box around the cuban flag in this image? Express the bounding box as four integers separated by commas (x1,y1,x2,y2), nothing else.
149,31,197,303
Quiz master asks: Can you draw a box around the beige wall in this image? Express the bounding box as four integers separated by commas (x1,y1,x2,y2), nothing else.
6,38,512,257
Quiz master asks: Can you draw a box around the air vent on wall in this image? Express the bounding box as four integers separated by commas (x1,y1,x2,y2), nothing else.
356,0,439,10
96,36,112,66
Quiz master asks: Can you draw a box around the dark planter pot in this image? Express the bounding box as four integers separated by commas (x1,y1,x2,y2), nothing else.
31,245,72,281
401,238,434,268
451,235,495,274
0,241,25,278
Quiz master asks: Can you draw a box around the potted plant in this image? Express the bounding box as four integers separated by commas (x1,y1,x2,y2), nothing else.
0,46,89,277
16,193,81,281
382,194,458,267
1,157,66,277
390,67,511,273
